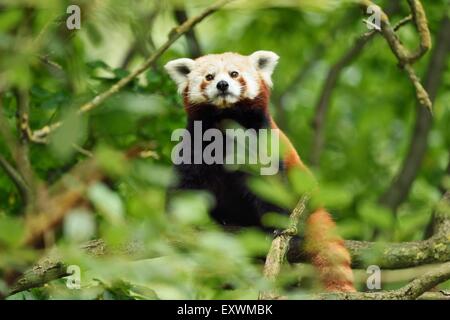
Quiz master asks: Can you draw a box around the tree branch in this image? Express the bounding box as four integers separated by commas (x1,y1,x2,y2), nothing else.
120,5,160,69
417,291,450,300
0,154,30,202
6,171,449,297
12,89,36,214
403,0,432,64
6,239,142,297
259,195,310,299
29,0,234,143
315,262,450,300
0,90,35,209
288,191,450,268
360,0,432,112
174,6,203,58
308,3,414,166
309,31,375,166
13,90,33,182
7,190,449,297
379,15,450,211
274,42,326,128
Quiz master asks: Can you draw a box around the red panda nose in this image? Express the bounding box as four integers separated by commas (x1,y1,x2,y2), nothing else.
216,80,229,92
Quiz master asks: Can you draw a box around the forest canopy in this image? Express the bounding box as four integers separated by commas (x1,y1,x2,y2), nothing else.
0,0,449,300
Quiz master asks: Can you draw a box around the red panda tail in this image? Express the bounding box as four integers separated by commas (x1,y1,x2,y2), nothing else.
304,208,355,292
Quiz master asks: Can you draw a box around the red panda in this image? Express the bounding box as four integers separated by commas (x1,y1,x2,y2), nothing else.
165,51,355,292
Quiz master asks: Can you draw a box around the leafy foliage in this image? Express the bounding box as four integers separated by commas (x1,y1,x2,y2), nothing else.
0,0,449,299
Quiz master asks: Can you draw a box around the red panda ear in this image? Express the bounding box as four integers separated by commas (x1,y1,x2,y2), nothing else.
249,51,279,87
164,58,195,92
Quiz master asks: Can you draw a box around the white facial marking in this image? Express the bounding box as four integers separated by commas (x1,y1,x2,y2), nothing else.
164,51,279,108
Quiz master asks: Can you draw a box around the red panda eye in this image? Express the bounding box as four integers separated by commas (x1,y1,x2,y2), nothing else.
205,74,214,81
230,71,239,78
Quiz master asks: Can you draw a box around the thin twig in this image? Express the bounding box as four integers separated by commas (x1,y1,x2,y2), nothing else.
38,55,63,71
393,15,413,31
0,154,30,202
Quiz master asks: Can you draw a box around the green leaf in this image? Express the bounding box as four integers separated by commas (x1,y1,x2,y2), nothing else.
49,108,87,160
168,191,213,226
63,208,96,243
88,183,125,224
95,145,130,177
248,176,297,209
358,201,394,230
0,215,24,247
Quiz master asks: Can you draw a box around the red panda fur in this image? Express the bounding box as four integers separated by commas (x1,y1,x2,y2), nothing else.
272,118,355,292
271,113,355,292
180,77,355,292
303,209,355,292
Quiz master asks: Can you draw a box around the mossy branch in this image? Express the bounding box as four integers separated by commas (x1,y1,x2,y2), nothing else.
288,191,450,269
259,195,310,300
315,262,450,300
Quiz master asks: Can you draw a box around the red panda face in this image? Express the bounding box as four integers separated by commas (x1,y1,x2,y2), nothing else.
164,51,279,108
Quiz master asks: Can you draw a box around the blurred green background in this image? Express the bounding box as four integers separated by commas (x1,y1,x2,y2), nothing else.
0,0,449,299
